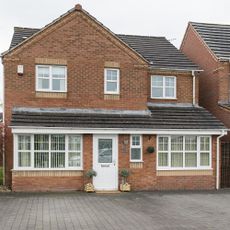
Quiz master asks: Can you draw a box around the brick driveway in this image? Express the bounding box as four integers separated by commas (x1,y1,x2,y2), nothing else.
0,190,230,230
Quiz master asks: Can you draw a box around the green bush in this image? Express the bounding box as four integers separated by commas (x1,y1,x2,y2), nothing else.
85,169,97,178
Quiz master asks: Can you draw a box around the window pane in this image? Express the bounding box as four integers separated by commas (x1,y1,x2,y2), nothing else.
69,136,81,151
152,87,163,98
34,135,49,151
51,152,65,168
18,135,31,151
34,152,49,168
106,69,118,81
106,82,117,92
165,77,175,87
38,78,49,90
171,136,183,151
37,66,49,78
69,152,81,167
18,152,31,167
132,135,140,146
185,136,197,151
51,135,65,151
158,152,168,167
171,152,183,167
200,137,210,151
52,66,66,78
158,137,168,151
200,152,210,166
131,148,141,160
52,79,65,91
152,76,163,87
185,152,197,167
98,139,112,163
165,88,174,97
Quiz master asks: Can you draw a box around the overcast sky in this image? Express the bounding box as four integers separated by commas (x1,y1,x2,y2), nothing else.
0,0,230,111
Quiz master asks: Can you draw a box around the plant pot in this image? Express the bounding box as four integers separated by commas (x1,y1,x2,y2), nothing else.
84,183,95,192
120,183,131,192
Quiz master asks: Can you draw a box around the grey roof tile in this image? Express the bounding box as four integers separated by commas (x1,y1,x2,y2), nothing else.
117,34,200,70
8,27,200,71
10,106,225,130
9,27,40,50
191,22,230,60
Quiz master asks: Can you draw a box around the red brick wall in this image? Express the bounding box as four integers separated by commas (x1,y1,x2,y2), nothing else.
181,24,230,141
12,134,217,191
3,9,200,189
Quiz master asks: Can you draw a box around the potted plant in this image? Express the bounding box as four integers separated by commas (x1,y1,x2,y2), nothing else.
84,169,97,192
146,146,155,154
120,169,131,192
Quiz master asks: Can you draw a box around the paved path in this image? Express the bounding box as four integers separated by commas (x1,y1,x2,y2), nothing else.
0,190,230,229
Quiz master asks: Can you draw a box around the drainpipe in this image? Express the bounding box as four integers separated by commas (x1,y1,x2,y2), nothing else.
192,70,196,106
216,130,226,190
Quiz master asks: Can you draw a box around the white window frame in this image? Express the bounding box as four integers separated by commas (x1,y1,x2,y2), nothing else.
157,135,212,170
14,134,83,170
36,65,67,93
130,135,143,162
151,75,176,99
104,68,120,94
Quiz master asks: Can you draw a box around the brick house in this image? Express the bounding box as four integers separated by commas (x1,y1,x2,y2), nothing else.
1,5,227,191
181,22,230,187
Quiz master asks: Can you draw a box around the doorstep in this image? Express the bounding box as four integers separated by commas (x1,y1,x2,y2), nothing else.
96,190,121,194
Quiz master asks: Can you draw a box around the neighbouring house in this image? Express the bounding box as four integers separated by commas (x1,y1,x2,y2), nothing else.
181,22,230,188
1,5,227,192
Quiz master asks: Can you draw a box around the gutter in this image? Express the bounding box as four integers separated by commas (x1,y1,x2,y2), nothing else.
192,70,196,106
216,130,227,190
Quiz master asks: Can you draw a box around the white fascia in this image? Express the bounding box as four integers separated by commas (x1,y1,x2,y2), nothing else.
11,126,228,135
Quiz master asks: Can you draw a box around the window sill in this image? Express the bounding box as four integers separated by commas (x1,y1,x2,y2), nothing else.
35,91,67,99
156,169,213,176
104,94,120,100
12,168,83,171
157,168,212,171
130,160,144,163
151,97,177,100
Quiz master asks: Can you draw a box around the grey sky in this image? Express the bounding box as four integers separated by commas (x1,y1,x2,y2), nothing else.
0,0,230,111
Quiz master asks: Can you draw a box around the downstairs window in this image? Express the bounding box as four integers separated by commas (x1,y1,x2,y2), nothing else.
15,134,82,170
157,135,211,169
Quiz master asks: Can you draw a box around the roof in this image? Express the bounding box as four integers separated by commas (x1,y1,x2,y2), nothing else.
9,27,40,50
10,106,225,130
117,34,199,70
190,22,230,60
5,13,199,71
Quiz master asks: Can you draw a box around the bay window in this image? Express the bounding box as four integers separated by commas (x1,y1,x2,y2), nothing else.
15,134,82,170
157,135,211,169
36,65,67,92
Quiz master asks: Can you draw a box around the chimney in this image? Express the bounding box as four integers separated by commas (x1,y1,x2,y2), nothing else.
75,4,82,11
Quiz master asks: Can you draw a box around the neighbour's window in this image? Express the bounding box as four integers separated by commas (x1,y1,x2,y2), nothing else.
36,65,67,92
130,135,142,162
151,75,176,99
16,134,82,169
104,68,120,94
157,136,211,169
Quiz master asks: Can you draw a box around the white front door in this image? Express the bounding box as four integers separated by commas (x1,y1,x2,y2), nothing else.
93,135,118,191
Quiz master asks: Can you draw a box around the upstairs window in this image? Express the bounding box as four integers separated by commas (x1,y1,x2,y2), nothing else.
151,76,176,99
36,65,67,92
104,68,120,94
